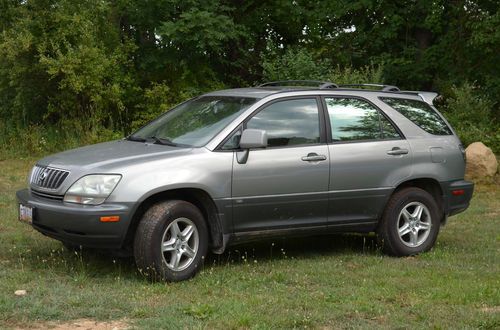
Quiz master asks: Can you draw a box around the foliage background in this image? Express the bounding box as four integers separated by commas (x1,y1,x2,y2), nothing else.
0,0,499,157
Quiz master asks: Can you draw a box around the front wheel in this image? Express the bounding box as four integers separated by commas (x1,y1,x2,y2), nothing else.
377,187,440,256
134,200,208,281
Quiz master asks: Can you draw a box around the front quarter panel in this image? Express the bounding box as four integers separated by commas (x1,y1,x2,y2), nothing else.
107,148,233,203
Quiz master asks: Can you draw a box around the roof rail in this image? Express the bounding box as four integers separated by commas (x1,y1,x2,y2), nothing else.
339,83,400,92
398,91,439,105
256,82,440,103
258,80,339,89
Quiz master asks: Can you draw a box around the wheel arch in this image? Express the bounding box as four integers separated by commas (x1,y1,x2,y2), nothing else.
123,188,224,253
391,177,445,222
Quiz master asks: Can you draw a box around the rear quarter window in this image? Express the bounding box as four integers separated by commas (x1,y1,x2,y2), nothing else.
380,97,452,135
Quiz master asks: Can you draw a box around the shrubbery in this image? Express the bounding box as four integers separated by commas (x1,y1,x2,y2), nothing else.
1,1,498,158
2,46,498,159
439,83,499,153
0,122,122,159
261,47,384,85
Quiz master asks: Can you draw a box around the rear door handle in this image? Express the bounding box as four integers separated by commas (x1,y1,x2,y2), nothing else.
387,147,409,156
301,153,327,162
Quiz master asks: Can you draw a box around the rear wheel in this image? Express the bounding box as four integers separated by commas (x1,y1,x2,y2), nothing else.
134,200,208,281
377,187,440,256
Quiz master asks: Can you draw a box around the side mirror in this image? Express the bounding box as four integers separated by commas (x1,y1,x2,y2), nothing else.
239,129,267,149
237,129,267,164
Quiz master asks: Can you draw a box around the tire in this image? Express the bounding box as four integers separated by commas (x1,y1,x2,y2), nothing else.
134,200,208,282
377,187,440,256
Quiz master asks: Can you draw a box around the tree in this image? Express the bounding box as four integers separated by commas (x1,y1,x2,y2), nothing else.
0,0,498,149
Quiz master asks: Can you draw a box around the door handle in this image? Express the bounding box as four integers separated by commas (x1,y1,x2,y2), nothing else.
301,153,327,162
387,147,409,155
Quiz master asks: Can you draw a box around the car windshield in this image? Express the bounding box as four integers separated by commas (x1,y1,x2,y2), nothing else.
129,96,257,147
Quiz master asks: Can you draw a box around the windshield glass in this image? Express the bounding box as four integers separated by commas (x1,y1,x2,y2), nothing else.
130,96,257,147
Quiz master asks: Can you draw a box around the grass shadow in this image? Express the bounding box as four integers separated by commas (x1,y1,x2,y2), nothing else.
207,233,380,266
11,232,380,281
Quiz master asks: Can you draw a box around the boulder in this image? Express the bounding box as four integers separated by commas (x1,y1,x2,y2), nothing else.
465,142,498,179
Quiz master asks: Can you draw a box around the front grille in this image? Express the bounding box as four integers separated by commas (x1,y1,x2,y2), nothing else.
30,165,69,190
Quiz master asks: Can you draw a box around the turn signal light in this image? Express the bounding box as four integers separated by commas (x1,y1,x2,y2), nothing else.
451,189,465,196
100,216,120,222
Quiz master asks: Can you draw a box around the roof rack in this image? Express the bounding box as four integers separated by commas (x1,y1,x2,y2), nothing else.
338,84,400,92
258,81,403,91
258,80,339,89
256,81,439,105
397,91,439,105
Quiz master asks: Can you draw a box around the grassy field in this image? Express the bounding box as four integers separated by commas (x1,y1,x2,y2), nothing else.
0,158,498,329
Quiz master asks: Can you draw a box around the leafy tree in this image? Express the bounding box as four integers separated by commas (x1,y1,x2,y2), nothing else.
0,0,135,132
0,0,499,156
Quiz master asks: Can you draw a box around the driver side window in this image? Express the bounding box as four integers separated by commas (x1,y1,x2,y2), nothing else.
246,98,320,147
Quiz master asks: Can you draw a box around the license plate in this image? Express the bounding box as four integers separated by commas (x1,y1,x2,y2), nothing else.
19,204,33,224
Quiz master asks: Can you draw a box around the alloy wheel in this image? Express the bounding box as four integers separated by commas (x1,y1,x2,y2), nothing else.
160,217,199,271
397,202,432,248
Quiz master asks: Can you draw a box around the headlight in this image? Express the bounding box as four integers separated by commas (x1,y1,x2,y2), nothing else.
64,174,121,205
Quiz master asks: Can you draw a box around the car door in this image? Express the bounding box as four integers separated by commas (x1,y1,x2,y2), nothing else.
231,97,330,232
323,96,412,225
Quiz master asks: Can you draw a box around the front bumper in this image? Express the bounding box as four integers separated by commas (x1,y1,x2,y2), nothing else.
441,180,474,217
16,189,134,249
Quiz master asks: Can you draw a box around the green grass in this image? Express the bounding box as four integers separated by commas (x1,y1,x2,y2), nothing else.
0,158,499,329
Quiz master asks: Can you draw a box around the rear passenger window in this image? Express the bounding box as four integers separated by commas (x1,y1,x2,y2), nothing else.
380,97,452,135
247,98,320,147
325,97,401,142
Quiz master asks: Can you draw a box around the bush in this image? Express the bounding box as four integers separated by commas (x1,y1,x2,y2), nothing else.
0,122,122,160
327,65,384,86
261,46,385,85
261,47,332,81
439,83,500,153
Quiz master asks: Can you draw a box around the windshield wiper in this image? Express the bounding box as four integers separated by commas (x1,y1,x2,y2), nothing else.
126,135,146,142
148,136,178,146
127,135,189,147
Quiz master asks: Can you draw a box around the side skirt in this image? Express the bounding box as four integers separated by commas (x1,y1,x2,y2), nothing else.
226,220,377,247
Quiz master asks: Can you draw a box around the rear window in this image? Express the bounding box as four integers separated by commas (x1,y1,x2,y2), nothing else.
380,97,452,135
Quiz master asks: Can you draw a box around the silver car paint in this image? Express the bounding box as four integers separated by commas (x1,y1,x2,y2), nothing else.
29,88,467,243
231,144,330,231
327,139,412,223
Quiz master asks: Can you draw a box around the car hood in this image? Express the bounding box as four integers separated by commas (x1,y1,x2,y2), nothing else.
37,140,194,171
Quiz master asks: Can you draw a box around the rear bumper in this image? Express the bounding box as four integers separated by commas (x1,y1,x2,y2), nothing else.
441,180,474,217
16,189,134,249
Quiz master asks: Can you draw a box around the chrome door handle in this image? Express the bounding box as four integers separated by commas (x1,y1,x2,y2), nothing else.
387,147,409,155
301,153,327,161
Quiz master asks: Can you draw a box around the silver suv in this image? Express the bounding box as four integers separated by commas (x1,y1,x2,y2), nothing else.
17,81,474,281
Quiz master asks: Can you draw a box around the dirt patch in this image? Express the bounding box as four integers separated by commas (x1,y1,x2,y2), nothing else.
15,319,129,330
